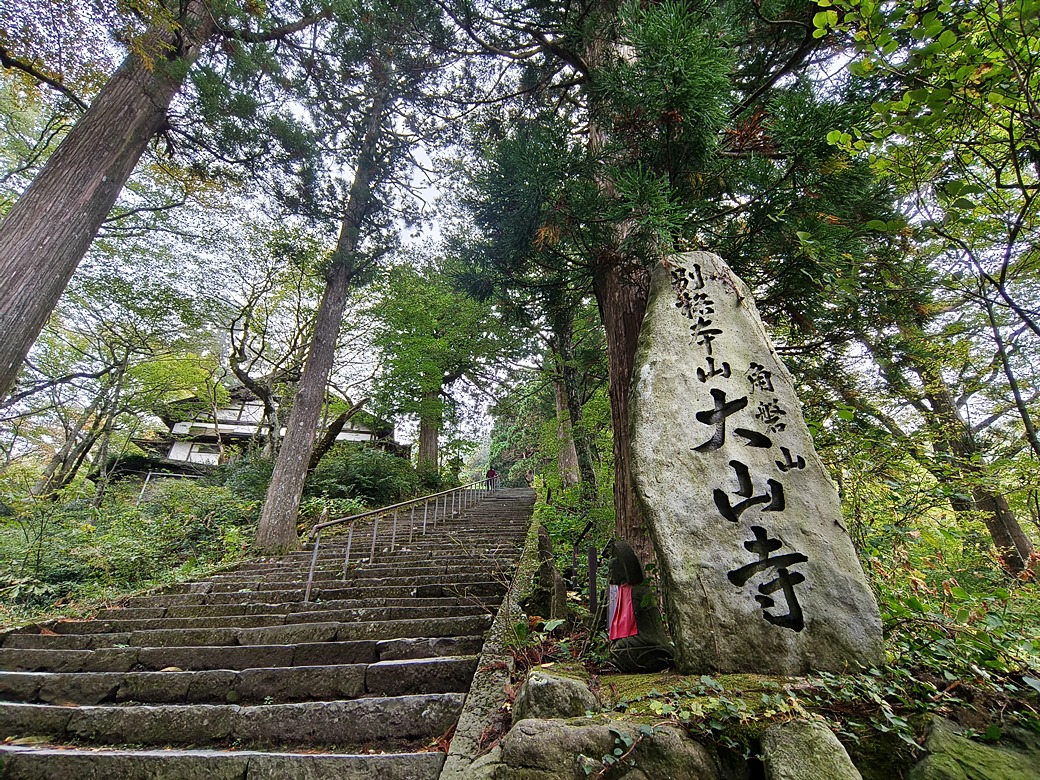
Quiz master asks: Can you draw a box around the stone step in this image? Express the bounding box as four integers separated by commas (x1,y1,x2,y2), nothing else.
204,573,508,593
0,745,445,780
44,604,490,635
123,580,507,607
203,563,510,584
1,614,492,650
0,694,464,748
0,635,483,672
0,656,476,705
100,594,501,620
220,554,522,572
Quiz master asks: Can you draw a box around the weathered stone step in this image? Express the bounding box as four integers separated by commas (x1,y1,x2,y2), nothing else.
0,694,464,748
0,635,483,673
1,614,492,650
0,745,445,780
204,563,510,584
0,489,536,779
0,656,476,705
123,580,507,607
101,594,501,620
203,572,508,593
220,554,522,572
43,604,490,635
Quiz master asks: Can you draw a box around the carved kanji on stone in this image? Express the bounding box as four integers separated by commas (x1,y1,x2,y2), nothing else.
696,356,731,383
746,362,774,393
728,526,808,631
713,460,785,522
631,252,883,674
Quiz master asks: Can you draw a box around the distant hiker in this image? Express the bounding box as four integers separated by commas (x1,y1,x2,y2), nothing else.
485,467,498,490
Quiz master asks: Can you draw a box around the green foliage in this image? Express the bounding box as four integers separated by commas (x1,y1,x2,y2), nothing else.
305,445,419,506
0,478,258,622
213,455,275,503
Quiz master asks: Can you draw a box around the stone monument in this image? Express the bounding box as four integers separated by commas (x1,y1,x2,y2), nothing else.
630,252,883,674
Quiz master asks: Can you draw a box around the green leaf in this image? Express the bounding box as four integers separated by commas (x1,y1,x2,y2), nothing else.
1023,676,1040,694
865,219,889,231
938,29,957,48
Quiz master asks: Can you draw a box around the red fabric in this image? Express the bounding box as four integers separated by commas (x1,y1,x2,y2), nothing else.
609,584,638,640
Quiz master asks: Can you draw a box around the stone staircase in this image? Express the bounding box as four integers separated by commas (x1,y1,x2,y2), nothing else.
0,488,534,779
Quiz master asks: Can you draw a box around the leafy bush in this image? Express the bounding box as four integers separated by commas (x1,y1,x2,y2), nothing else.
306,445,419,506
214,455,274,502
0,480,258,615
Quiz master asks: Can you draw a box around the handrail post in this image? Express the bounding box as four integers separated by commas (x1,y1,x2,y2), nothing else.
409,505,415,544
423,499,429,534
370,513,380,563
304,529,321,603
451,491,456,517
342,522,354,579
390,508,398,552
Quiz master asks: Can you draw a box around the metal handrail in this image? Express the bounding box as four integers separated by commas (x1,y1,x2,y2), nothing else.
302,477,499,602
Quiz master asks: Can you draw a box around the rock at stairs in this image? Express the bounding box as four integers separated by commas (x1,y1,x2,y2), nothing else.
0,488,534,780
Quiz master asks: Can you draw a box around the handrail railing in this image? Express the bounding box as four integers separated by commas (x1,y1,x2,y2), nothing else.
303,477,499,602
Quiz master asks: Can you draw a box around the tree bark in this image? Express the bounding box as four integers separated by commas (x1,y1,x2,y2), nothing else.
0,1,215,400
593,260,653,561
417,388,443,469
921,380,1034,573
550,306,599,498
553,377,580,487
254,88,388,554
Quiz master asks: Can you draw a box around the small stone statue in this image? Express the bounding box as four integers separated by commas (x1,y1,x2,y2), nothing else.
606,540,674,673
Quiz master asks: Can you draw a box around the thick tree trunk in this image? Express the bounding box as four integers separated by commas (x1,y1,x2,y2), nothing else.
593,261,653,561
417,388,442,469
0,2,214,400
255,264,353,552
554,378,580,487
254,89,388,554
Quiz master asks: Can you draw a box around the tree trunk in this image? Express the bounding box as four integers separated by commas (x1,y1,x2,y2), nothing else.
554,377,580,487
551,307,599,498
417,388,442,469
254,89,388,554
306,396,369,475
0,2,215,400
32,392,105,496
90,355,129,508
914,353,1034,573
592,260,653,560
581,0,655,558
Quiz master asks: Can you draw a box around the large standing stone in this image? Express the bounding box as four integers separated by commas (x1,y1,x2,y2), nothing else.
630,252,882,674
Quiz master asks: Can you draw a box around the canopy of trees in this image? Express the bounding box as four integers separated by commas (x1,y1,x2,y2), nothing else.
1,3,1038,730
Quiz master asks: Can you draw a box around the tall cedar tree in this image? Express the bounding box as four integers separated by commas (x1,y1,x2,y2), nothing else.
254,0,457,552
448,0,879,558
0,0,329,400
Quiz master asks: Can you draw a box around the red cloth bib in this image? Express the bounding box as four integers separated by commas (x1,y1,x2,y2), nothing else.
609,583,638,640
